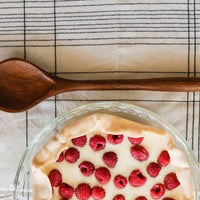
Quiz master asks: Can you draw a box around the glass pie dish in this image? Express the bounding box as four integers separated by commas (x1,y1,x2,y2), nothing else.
13,102,200,200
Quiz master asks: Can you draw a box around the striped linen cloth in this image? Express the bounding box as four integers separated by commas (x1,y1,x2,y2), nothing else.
0,0,199,199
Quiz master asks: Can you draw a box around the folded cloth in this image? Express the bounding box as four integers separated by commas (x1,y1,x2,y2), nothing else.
0,0,199,199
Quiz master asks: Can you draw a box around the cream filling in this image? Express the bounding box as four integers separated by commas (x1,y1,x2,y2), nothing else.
32,114,193,200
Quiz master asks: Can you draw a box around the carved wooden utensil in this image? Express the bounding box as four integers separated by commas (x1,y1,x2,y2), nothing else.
0,58,200,113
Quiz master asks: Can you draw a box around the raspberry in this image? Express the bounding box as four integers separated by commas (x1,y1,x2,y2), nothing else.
95,167,111,184
112,194,125,200
72,135,87,147
107,134,123,144
65,147,80,163
75,183,91,200
102,152,118,167
79,161,95,176
158,150,170,166
130,145,149,161
89,135,106,151
59,183,74,198
162,198,175,200
91,186,105,200
146,162,161,177
114,175,127,188
150,183,165,199
56,151,64,162
164,173,180,190
129,169,146,187
135,196,147,200
128,137,144,145
48,169,62,187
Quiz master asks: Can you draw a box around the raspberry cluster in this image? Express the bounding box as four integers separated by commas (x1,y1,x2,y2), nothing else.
47,134,180,200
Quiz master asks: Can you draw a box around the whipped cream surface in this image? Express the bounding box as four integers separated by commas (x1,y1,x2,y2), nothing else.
32,114,194,200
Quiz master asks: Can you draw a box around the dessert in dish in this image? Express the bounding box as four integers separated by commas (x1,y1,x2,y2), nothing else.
32,114,193,200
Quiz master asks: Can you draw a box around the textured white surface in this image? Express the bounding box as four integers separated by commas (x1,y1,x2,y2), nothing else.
0,0,199,199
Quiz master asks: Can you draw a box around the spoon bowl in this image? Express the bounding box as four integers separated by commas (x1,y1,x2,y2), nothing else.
0,59,56,112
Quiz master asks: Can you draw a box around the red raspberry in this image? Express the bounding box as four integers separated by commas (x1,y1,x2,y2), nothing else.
164,173,180,190
72,135,87,147
56,151,64,162
91,186,105,200
150,183,165,199
48,169,62,187
128,137,144,145
59,183,74,198
65,147,80,163
102,152,118,167
162,198,175,200
158,150,170,166
107,134,123,144
79,161,95,176
135,196,147,200
114,175,127,188
129,169,146,187
95,167,111,184
112,194,125,200
146,162,161,177
89,135,106,151
130,145,149,161
75,183,91,200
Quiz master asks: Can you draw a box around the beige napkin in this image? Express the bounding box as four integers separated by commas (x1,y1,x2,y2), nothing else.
0,0,199,199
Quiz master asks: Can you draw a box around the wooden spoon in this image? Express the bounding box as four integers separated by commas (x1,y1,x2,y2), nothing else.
0,58,200,113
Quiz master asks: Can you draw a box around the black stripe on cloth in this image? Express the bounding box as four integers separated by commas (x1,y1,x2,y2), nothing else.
54,71,197,74
192,0,197,150
0,37,199,42
54,0,57,117
0,18,194,23
0,43,199,48
0,0,200,4
186,0,190,141
44,99,200,103
23,0,29,199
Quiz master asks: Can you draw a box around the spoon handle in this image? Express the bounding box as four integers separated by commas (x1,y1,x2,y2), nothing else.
53,77,200,93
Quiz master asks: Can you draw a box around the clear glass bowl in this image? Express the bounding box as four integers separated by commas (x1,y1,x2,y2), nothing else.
13,102,200,200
